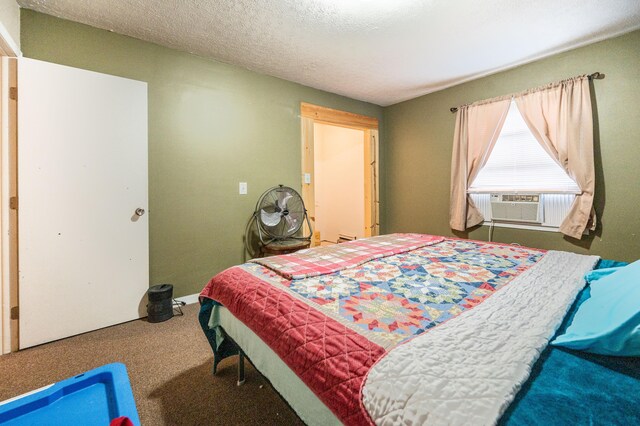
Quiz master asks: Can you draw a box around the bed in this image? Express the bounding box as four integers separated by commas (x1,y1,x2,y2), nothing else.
198,234,640,425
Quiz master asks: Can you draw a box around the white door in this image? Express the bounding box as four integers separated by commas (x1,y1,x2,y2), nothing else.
18,58,149,349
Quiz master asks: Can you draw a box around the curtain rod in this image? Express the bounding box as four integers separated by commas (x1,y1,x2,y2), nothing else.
449,72,605,113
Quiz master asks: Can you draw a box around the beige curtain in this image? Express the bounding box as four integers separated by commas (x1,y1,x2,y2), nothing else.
515,76,595,239
450,99,511,231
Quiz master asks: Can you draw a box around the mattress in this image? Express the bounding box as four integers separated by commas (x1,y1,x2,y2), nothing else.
199,234,636,424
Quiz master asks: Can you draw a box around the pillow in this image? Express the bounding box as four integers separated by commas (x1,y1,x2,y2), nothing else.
552,259,640,356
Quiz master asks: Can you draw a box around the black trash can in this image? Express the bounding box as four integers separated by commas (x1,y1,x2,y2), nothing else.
147,284,173,323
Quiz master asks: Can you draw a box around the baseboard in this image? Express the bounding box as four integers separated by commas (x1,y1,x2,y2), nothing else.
174,293,199,305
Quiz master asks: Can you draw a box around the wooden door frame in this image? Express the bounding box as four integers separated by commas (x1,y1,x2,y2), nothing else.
300,102,380,243
0,33,20,354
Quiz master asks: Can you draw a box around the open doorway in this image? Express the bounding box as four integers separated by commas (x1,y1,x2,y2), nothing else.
300,103,379,246
314,123,365,244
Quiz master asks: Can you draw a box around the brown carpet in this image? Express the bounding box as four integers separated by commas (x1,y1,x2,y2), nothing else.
0,304,304,425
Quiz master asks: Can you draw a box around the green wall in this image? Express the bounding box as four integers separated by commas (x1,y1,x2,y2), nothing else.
20,9,640,293
383,30,640,262
21,10,383,297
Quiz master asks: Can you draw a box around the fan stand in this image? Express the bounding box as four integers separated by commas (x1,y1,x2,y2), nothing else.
261,239,310,257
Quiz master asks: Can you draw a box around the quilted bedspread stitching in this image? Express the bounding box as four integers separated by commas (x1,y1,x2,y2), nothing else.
200,237,558,425
200,236,601,426
361,251,598,426
207,266,385,424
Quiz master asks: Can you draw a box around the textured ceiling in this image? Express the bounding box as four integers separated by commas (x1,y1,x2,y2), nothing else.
18,0,640,106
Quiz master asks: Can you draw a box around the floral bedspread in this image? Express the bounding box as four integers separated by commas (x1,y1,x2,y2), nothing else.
243,238,545,349
200,235,547,424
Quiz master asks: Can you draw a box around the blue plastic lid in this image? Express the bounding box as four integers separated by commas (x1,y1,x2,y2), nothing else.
0,363,140,425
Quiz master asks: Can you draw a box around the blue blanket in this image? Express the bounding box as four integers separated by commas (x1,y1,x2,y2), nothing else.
501,259,640,425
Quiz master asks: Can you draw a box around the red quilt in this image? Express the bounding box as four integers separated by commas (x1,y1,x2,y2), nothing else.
199,235,545,425
203,266,382,424
199,235,444,423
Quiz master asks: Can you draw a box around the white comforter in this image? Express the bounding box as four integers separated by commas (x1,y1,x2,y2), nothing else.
362,251,598,426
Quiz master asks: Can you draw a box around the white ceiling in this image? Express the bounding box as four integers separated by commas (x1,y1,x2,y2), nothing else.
18,0,640,106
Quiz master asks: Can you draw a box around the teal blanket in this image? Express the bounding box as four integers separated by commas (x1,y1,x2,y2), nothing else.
501,259,640,425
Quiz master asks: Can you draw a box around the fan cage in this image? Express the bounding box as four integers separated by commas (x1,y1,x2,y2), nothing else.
256,185,305,239
247,185,313,251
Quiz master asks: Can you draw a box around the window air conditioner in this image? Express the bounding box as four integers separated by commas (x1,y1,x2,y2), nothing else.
490,194,543,223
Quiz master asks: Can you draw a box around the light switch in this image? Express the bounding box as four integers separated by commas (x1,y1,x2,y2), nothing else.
304,173,311,184
239,182,247,195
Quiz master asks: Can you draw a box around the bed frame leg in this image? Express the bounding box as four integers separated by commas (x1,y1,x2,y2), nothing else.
237,350,246,386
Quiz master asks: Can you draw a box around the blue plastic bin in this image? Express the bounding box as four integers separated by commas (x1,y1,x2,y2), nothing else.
0,363,140,425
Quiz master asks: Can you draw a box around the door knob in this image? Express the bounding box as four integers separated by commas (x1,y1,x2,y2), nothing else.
135,208,145,216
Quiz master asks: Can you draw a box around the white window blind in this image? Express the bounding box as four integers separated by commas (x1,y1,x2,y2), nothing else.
469,100,580,194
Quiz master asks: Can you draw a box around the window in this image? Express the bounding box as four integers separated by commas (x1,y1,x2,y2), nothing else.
468,100,580,231
469,100,579,194
450,75,595,238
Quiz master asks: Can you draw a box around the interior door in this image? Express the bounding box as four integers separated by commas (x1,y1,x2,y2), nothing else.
18,58,148,349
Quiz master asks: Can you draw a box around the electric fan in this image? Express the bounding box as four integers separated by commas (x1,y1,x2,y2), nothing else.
244,185,313,258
